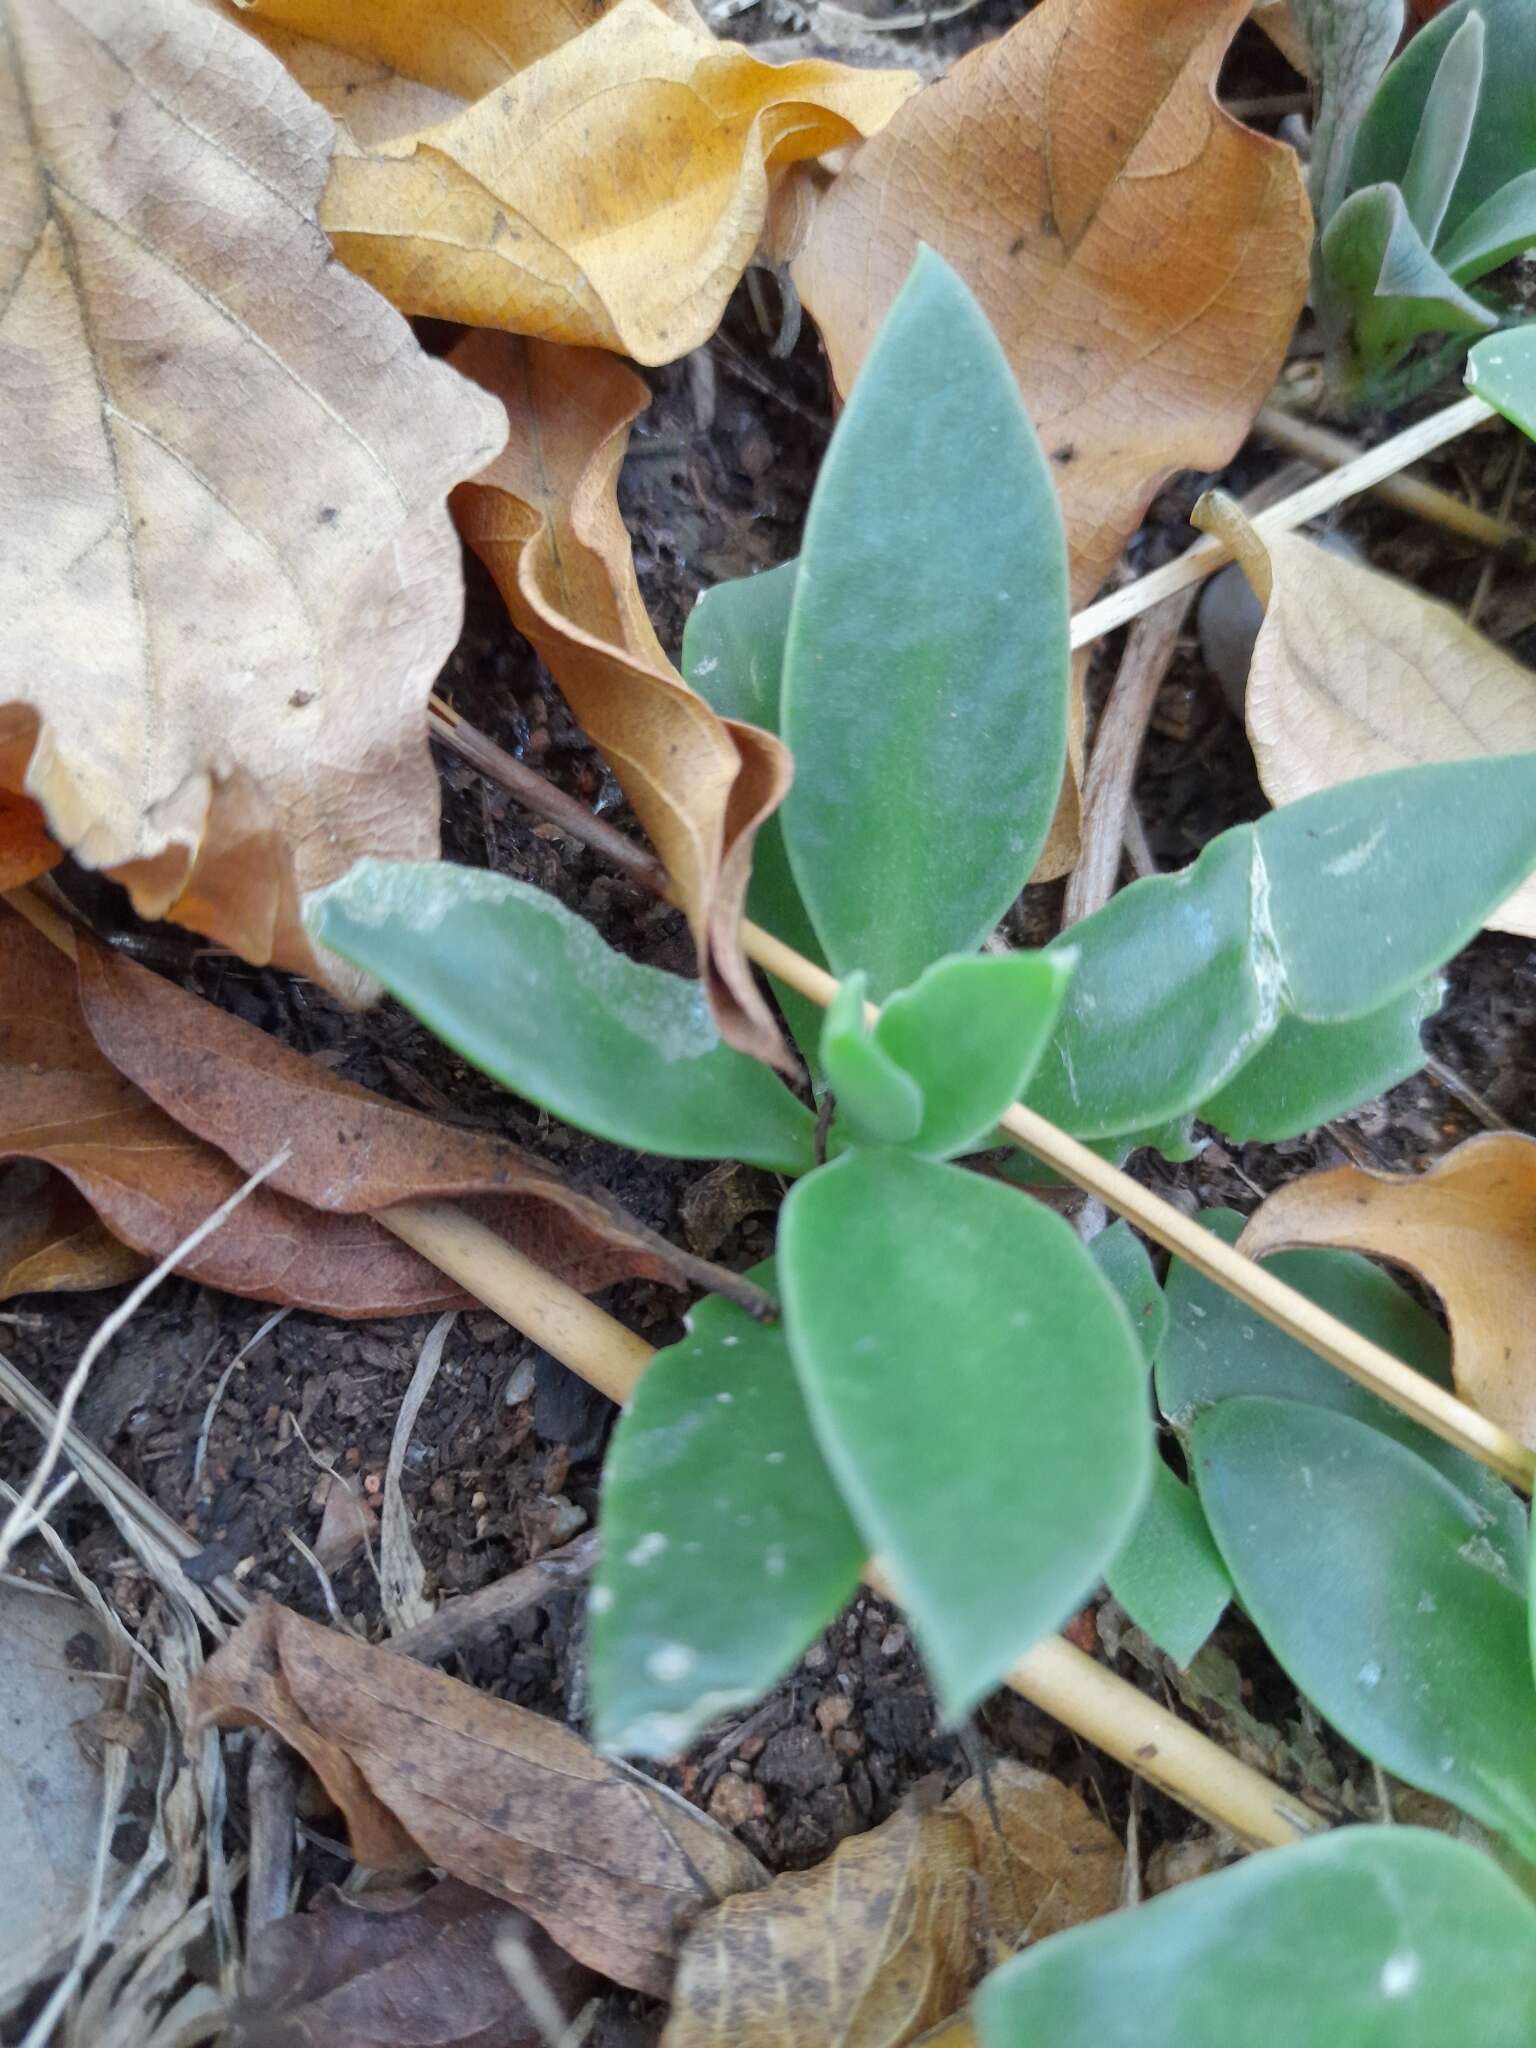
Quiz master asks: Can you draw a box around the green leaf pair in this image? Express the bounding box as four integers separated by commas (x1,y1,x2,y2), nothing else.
819,952,1072,1156
1319,1,1536,395
592,1147,1151,1751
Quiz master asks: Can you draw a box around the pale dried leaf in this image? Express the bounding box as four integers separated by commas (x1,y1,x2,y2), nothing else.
0,1162,147,1299
663,1761,1121,2047
314,1473,376,1574
380,1313,452,1635
787,0,1312,606
312,0,917,363
449,330,792,1064
0,0,506,988
190,1601,768,1996
1252,2,1310,73
1194,493,1536,938
1240,1133,1536,1447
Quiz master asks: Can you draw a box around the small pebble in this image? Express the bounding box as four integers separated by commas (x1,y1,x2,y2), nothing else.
879,1625,909,1659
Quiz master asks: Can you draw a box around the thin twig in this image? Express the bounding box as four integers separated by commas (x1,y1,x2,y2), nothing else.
0,1149,290,1573
387,1528,601,1665
192,1307,289,1496
1071,395,1498,649
1255,404,1533,559
1469,437,1530,628
1062,594,1194,925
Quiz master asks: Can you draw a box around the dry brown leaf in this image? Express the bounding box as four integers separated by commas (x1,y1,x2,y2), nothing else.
1193,495,1536,938
785,0,1312,607
306,0,916,362
0,791,59,891
0,902,687,1311
449,330,792,1065
0,0,506,991
663,1761,1122,2048
0,1162,147,1298
1240,1133,1536,1447
190,1600,768,1996
232,1877,596,2048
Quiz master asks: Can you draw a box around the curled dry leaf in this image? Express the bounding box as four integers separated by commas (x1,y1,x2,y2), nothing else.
1192,494,1536,938
1240,1133,1536,1447
449,332,792,1065
0,1162,147,1298
190,1600,768,1997
286,0,915,364
0,0,506,990
0,901,684,1311
663,1761,1122,2048
231,1877,596,2048
784,0,1312,607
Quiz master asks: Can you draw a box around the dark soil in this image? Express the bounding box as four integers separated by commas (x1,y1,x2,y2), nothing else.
5,3,1536,2032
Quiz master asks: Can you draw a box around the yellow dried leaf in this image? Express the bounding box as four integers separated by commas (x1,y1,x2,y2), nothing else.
311,0,918,363
1240,1133,1536,1448
449,330,793,1065
663,1761,1122,2048
235,0,709,100
786,0,1312,606
1194,493,1536,939
0,0,506,989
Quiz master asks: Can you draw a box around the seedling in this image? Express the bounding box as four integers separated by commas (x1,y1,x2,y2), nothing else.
1312,0,1536,402
311,254,1536,2040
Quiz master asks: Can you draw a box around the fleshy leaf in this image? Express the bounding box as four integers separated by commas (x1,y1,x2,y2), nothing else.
780,248,1070,998
977,1826,1536,2048
1199,981,1443,1144
1468,323,1536,441
589,1274,864,1758
1156,1209,1527,1573
1088,1221,1167,1371
870,951,1074,1160
1441,177,1536,283
1349,0,1536,247
1399,11,1485,246
1193,1397,1536,1858
1027,759,1536,1140
1320,181,1497,376
820,976,924,1147
307,863,814,1173
779,1148,1148,1716
1106,1460,1232,1669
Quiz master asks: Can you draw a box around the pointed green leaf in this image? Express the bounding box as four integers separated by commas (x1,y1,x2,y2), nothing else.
871,950,1074,1159
307,863,815,1172
1028,759,1536,1140
1200,979,1441,1145
1089,1222,1230,1665
1467,323,1536,441
1350,0,1536,244
780,247,1070,997
977,1826,1536,2048
779,1149,1149,1716
1441,175,1536,283
1089,1220,1167,1370
820,975,924,1146
1193,1397,1536,1857
1256,758,1536,1019
589,1275,864,1757
1400,11,1485,247
1321,182,1497,373
1028,826,1267,1139
1106,1459,1232,1668
1293,0,1406,231
1156,1210,1527,1573
682,560,826,1062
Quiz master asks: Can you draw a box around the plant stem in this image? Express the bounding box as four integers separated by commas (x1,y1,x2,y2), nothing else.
370,1202,1320,1848
739,918,1536,1496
